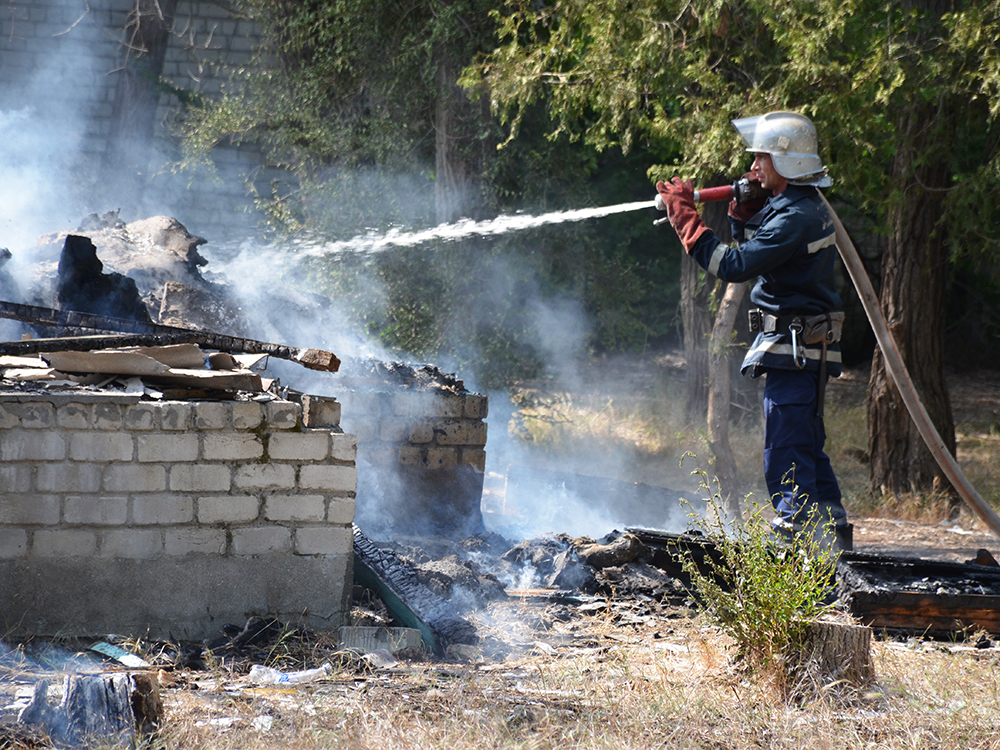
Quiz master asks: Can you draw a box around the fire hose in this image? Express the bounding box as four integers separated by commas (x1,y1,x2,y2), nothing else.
656,182,1000,537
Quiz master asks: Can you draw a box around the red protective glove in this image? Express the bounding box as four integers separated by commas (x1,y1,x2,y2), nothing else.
727,172,770,224
655,177,711,254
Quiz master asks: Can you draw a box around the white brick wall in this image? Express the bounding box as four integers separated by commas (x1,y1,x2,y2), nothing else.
0,395,355,562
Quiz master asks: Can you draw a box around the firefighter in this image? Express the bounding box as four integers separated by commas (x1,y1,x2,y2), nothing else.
656,111,851,551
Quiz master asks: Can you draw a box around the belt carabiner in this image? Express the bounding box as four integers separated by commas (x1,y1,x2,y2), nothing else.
789,320,806,370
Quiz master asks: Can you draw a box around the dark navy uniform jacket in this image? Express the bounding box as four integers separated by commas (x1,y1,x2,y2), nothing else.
687,184,843,378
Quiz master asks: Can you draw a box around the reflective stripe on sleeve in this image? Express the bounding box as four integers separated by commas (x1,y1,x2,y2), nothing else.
807,232,836,254
708,244,727,276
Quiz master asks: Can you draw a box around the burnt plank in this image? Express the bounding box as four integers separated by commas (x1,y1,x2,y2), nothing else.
0,301,341,372
353,525,477,655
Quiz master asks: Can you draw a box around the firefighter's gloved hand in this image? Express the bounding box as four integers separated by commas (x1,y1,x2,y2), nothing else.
656,178,710,254
727,172,769,224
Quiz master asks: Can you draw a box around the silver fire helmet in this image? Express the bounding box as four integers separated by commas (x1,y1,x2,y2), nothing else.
732,111,829,185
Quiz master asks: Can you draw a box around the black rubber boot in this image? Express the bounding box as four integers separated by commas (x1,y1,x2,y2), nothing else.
835,523,853,553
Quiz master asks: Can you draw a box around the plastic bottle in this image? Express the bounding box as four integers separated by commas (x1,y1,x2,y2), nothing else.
248,663,332,684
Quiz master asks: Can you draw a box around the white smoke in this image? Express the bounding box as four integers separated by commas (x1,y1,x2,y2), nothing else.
0,0,694,546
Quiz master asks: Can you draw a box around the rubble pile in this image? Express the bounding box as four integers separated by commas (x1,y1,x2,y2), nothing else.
375,529,690,610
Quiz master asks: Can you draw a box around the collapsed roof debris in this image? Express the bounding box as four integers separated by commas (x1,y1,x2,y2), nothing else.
33,212,248,336
0,301,340,398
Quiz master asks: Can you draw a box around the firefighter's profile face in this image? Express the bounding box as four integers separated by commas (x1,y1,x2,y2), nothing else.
751,152,785,192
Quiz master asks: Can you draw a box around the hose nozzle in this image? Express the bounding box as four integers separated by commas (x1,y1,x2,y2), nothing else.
654,177,769,225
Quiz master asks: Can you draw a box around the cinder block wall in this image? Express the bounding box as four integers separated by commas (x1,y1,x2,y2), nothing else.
339,389,488,539
0,393,356,639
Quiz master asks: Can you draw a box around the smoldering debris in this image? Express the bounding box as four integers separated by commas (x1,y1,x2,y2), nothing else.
376,529,690,606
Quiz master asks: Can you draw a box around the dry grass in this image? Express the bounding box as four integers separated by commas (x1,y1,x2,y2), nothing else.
151,601,1000,750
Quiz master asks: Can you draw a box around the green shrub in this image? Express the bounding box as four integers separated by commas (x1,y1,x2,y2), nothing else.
677,477,840,677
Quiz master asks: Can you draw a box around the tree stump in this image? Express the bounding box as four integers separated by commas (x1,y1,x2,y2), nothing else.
789,618,874,691
17,672,162,749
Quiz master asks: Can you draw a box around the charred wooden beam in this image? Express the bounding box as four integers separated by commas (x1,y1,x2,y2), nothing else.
353,525,477,655
837,554,1000,636
0,300,340,372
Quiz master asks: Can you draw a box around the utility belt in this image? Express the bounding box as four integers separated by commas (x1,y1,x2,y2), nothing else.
749,308,845,417
748,309,844,343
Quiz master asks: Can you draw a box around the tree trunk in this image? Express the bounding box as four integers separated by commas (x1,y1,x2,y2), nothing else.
434,57,490,224
680,190,733,423
867,101,955,497
708,281,746,517
101,0,179,206
680,254,712,422
681,254,713,422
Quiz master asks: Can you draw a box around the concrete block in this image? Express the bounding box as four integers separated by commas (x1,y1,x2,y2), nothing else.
264,401,298,430
464,394,489,419
461,448,487,473
345,420,377,443
165,528,227,556
398,446,423,466
233,463,295,490
137,433,199,463
1,430,67,462
99,529,162,559
69,431,134,462
426,447,459,470
298,464,358,493
0,405,19,429
104,463,167,493
160,402,192,430
231,402,263,429
202,433,264,461
198,495,260,524
327,499,356,525
6,402,55,429
435,420,488,447
337,391,387,418
0,464,32,493
232,525,291,555
295,526,352,556
64,496,128,525
338,626,423,653
269,432,329,461
301,395,340,428
264,494,325,522
429,394,465,418
330,434,358,462
92,403,123,430
0,496,60,525
36,463,102,493
391,392,432,417
379,417,411,442
133,494,194,524
124,403,159,430
193,402,229,429
56,403,91,429
408,422,435,444
33,530,97,557
0,529,28,558
169,464,232,492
